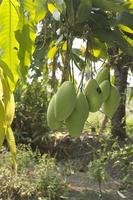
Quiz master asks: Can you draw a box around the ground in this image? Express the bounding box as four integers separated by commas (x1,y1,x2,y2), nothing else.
48,132,133,200
66,172,133,200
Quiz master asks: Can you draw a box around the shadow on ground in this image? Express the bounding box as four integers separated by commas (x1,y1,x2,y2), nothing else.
67,189,132,200
64,172,133,200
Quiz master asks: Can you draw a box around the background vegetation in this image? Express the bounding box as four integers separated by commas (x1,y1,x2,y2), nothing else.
0,0,133,199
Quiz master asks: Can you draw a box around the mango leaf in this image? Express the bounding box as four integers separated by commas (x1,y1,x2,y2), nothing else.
6,126,16,155
0,67,15,127
47,46,58,60
62,41,67,51
15,24,35,80
48,3,56,13
55,0,66,13
5,93,15,126
18,0,47,22
93,29,133,55
65,0,75,25
0,98,6,149
0,67,16,134
92,0,124,12
0,67,11,101
128,87,133,102
6,126,17,170
72,48,86,71
18,0,35,22
88,38,107,59
128,0,133,9
16,0,39,81
76,0,92,24
88,12,109,29
0,99,6,127
16,0,47,81
117,12,133,30
123,34,133,46
34,0,48,22
48,3,60,21
0,77,3,100
119,24,133,34
0,60,14,87
0,0,19,91
0,125,6,150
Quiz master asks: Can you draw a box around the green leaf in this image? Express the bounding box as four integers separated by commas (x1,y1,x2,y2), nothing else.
34,0,48,22
0,0,19,91
47,46,58,60
92,0,124,12
0,67,11,101
128,0,133,9
119,24,133,34
76,0,92,24
0,77,3,100
0,125,6,150
88,38,107,59
6,126,16,155
88,12,110,29
72,48,86,71
65,0,75,25
16,0,42,81
0,59,14,87
48,3,56,13
123,34,133,46
128,87,133,102
6,126,17,170
55,0,66,13
0,98,6,149
18,0,48,25
117,12,133,30
93,29,133,55
0,99,6,126
15,24,35,80
5,92,15,126
18,0,35,22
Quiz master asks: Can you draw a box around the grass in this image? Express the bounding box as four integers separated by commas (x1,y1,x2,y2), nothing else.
0,145,66,200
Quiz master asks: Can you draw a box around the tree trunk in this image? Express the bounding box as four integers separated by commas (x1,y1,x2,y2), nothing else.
111,57,129,140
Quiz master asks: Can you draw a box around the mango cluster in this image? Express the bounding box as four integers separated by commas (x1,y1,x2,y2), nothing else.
47,67,120,137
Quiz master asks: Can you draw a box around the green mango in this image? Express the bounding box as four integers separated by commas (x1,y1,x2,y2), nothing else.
66,91,89,137
99,80,111,102
47,95,61,130
55,81,77,121
96,67,110,84
103,85,120,119
85,79,103,112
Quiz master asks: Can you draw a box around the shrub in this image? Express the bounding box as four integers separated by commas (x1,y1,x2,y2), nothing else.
13,80,50,150
87,138,133,192
0,146,66,200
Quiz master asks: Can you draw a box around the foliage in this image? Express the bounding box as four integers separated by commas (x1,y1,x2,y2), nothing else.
13,79,50,149
126,117,133,137
109,143,133,190
0,0,49,164
0,145,66,200
87,138,133,192
0,0,133,164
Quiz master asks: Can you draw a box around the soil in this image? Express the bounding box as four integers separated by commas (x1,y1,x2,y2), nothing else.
65,172,133,200
49,132,133,200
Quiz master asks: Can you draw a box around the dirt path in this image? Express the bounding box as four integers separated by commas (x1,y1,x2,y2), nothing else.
65,172,133,200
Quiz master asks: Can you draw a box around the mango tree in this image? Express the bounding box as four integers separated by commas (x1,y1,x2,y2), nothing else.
0,0,133,168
